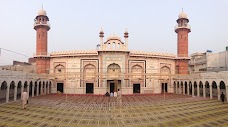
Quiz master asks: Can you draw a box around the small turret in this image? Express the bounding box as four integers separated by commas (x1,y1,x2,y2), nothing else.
99,28,104,50
124,28,129,50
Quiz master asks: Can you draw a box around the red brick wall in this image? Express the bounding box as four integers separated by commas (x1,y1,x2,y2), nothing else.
177,29,188,57
36,58,50,74
175,60,188,74
36,28,48,55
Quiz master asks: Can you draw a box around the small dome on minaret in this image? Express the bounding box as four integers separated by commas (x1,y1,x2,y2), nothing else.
178,11,188,19
124,28,129,38
178,9,188,20
99,27,104,37
38,8,47,16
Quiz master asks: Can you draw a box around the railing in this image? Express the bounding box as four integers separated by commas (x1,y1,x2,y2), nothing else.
174,24,191,31
34,22,51,28
33,53,50,57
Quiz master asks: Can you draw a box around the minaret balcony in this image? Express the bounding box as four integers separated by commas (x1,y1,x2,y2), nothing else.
34,22,51,29
174,24,191,32
33,53,50,57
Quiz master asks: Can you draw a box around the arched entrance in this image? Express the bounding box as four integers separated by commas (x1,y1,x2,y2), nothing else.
184,82,187,94
189,81,192,95
212,81,217,99
199,81,203,96
107,63,121,93
132,65,144,94
160,66,170,93
84,64,96,94
220,81,226,101
24,81,28,92
29,81,33,97
34,81,37,96
177,82,180,94
194,81,197,96
42,81,45,95
1,81,7,103
9,81,15,102
205,81,210,98
38,81,41,95
17,81,22,100
180,81,183,94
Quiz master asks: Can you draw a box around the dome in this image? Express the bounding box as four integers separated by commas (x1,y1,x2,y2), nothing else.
38,9,47,16
107,34,121,40
178,11,188,19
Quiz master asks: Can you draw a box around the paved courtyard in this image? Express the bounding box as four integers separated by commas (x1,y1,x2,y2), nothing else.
0,94,227,127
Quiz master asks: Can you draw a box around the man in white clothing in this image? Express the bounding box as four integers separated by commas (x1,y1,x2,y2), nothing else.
21,89,29,109
117,89,122,106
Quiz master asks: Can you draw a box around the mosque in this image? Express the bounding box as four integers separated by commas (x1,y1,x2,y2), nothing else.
34,8,190,95
0,8,227,103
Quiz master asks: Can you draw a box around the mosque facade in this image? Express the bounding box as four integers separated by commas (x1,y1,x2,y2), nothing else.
34,9,191,95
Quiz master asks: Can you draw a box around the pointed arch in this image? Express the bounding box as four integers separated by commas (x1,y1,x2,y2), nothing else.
9,81,15,102
189,81,192,94
199,81,203,96
194,81,197,96
205,81,210,97
212,81,217,98
29,81,33,96
17,81,22,100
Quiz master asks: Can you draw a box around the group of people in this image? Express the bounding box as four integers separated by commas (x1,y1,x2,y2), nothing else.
105,89,122,106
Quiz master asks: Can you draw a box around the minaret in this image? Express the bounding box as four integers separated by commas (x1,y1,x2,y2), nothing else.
34,8,51,74
99,28,104,50
175,10,191,74
124,28,129,50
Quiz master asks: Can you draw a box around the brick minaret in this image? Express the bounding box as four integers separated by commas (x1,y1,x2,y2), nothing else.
175,10,191,74
34,8,51,74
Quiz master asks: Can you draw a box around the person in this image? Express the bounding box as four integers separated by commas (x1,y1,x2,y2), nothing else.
117,89,122,106
21,89,29,109
110,92,114,97
220,92,225,103
105,92,110,96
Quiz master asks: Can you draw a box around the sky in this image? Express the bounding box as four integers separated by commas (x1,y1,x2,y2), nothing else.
0,0,228,65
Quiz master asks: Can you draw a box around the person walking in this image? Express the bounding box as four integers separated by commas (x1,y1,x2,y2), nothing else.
21,89,29,109
117,89,122,106
220,92,225,103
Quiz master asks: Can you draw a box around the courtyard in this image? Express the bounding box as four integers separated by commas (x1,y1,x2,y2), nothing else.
0,94,227,127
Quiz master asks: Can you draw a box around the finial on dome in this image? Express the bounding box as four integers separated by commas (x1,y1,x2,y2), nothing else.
100,27,103,33
38,5,47,16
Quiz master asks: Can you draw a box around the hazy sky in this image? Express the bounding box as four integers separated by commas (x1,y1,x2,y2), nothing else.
0,0,228,65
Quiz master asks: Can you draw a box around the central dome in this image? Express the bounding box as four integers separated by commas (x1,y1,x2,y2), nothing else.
38,9,47,16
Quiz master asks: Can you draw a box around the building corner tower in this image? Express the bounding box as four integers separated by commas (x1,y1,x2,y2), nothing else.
34,8,51,74
175,10,191,74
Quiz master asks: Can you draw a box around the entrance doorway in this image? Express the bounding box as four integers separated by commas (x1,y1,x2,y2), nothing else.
86,83,94,94
57,83,64,93
162,83,168,93
110,83,115,93
133,84,140,93
107,80,120,93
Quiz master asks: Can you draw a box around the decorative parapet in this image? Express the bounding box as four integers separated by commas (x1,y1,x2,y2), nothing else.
174,24,191,32
50,50,98,57
130,50,176,58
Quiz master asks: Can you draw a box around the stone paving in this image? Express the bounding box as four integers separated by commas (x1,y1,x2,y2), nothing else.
0,94,227,127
